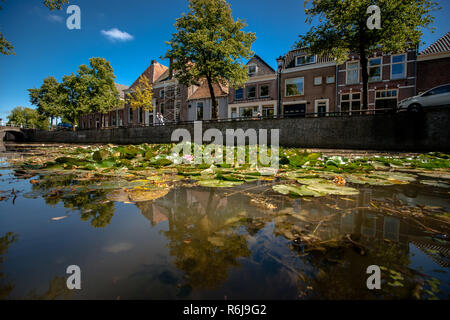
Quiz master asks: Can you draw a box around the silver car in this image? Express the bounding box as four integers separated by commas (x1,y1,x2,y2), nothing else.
397,84,450,112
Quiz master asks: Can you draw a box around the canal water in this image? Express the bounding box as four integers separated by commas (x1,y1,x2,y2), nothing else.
0,145,449,300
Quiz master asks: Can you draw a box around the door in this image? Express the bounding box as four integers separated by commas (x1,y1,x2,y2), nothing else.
315,99,329,117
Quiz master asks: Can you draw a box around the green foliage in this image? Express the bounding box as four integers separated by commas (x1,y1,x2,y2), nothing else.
28,76,65,130
129,75,154,112
60,57,119,128
166,0,256,118
7,106,49,129
43,0,69,11
296,0,439,109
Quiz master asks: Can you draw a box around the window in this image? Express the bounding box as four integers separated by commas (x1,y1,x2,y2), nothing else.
260,85,269,97
129,107,133,122
423,85,450,96
295,55,316,66
346,61,359,84
239,106,258,118
248,65,257,75
235,88,244,100
175,102,181,121
340,93,362,114
159,90,165,98
285,77,304,96
391,54,406,79
247,86,257,99
314,76,322,85
375,89,398,113
326,76,335,84
197,102,204,120
368,58,382,82
231,107,238,118
160,103,164,115
262,106,274,117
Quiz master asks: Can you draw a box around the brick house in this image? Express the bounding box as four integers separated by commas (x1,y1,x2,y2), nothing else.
337,49,418,114
228,55,278,119
186,81,229,121
124,60,168,126
417,32,450,93
79,83,129,129
277,49,337,117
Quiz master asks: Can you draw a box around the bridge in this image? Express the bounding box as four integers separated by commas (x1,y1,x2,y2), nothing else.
0,125,26,142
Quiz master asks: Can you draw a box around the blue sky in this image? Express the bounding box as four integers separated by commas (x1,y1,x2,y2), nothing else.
0,0,449,121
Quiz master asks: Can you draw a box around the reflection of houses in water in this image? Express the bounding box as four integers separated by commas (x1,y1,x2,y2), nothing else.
135,188,230,226
410,238,450,268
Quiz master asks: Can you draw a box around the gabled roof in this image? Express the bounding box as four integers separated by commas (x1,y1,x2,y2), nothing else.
250,54,276,73
421,32,450,55
187,81,229,101
280,48,335,69
129,60,168,90
114,83,129,99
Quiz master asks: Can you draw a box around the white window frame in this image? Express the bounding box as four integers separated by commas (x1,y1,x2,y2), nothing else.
368,57,382,82
326,76,335,84
196,102,204,121
159,90,165,98
248,64,257,76
314,76,322,85
247,86,257,99
391,54,406,80
235,88,244,100
259,84,270,97
346,61,360,85
285,77,304,97
340,92,362,114
295,55,316,66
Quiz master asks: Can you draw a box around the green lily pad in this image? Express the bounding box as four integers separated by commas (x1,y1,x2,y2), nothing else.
306,183,360,196
344,174,395,186
197,179,244,188
297,178,329,185
420,180,450,188
272,184,325,197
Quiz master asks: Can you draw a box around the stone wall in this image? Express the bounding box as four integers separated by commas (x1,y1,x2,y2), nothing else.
23,109,450,152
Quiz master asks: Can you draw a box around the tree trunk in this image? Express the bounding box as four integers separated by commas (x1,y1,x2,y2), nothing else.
205,75,218,120
50,116,54,131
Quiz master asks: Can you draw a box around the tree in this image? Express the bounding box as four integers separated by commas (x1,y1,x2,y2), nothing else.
129,75,153,112
28,76,64,130
77,57,119,128
0,0,69,55
296,0,439,112
166,0,256,119
7,107,49,129
60,58,119,130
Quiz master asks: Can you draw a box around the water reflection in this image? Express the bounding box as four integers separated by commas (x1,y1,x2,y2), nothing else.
0,232,17,299
1,161,449,299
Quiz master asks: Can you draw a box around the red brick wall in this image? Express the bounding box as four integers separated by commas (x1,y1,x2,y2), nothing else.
417,57,450,93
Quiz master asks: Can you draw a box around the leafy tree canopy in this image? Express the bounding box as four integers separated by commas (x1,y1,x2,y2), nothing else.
129,75,154,112
166,0,256,118
7,106,49,129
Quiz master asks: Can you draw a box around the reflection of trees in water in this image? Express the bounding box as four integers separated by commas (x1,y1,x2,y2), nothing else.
26,276,72,300
146,188,252,290
31,174,115,228
0,232,17,300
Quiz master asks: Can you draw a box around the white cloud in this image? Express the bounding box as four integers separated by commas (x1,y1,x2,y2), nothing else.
101,28,134,42
48,14,64,23
103,242,134,254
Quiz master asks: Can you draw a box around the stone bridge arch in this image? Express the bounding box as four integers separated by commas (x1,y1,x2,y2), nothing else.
0,127,26,142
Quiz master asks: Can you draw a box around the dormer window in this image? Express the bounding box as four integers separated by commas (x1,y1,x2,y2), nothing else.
248,64,257,75
295,55,316,66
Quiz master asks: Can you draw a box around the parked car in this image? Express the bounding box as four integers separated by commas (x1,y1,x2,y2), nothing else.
397,84,450,112
57,123,73,130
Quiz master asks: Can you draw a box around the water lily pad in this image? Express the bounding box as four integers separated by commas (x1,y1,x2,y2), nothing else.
344,174,395,186
297,178,329,185
197,179,244,188
127,187,170,202
418,172,450,180
420,180,450,188
272,184,325,197
306,183,360,196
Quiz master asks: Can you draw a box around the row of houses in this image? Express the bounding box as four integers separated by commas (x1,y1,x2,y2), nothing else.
79,31,450,129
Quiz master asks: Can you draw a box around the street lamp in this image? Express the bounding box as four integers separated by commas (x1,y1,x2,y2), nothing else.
276,56,284,117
